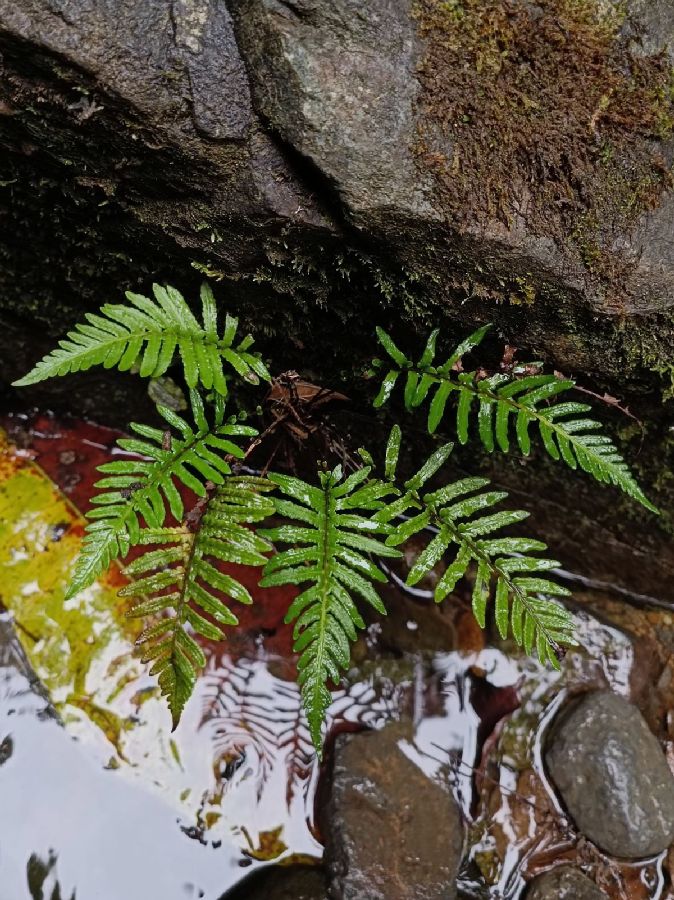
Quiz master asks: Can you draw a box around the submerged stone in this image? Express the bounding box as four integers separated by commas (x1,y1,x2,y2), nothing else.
526,866,607,899
546,691,674,858
324,721,463,899
221,865,326,900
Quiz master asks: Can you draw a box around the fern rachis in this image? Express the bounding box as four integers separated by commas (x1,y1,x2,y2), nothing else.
69,390,257,600
377,426,576,667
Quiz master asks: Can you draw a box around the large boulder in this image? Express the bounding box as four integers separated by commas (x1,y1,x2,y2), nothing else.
323,721,463,899
546,691,674,858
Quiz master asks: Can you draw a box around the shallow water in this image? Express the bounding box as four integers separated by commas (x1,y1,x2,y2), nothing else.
0,411,672,899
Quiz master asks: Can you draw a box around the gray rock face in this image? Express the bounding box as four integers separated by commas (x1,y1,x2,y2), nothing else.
546,691,674,858
324,721,463,900
526,866,607,900
232,0,438,227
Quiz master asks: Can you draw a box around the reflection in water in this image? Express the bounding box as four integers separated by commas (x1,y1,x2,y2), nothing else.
26,850,76,900
0,413,668,900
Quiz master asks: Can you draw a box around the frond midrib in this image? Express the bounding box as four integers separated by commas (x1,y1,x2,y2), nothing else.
166,529,199,671
312,479,335,698
51,324,234,363
96,425,221,529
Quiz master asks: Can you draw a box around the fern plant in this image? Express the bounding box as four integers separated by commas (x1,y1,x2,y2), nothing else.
377,427,575,666
372,325,657,512
13,283,270,394
258,467,401,748
120,476,275,725
13,280,657,754
67,389,257,600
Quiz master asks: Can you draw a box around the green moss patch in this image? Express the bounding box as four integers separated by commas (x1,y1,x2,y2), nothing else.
414,0,674,283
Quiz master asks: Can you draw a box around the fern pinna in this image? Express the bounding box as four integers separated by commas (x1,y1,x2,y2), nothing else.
378,427,576,668
67,389,257,600
258,467,401,752
372,325,657,513
120,477,275,725
13,283,270,394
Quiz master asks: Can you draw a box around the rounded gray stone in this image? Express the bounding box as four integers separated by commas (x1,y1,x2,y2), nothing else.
526,866,607,900
546,691,674,858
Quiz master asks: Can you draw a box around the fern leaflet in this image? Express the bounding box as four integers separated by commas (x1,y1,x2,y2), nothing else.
14,283,270,394
120,476,275,725
377,426,577,667
67,389,257,600
259,466,401,753
372,326,657,513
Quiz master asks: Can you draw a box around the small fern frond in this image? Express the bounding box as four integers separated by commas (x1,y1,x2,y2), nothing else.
372,326,657,513
376,434,577,667
13,283,270,394
120,476,275,726
259,466,400,754
67,390,257,600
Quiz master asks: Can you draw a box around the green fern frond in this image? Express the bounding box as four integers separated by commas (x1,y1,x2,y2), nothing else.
259,466,401,754
13,283,270,394
120,476,275,726
67,390,257,601
372,326,657,513
376,427,577,667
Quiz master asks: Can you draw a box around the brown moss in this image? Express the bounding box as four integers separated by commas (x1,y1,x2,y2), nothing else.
413,0,674,285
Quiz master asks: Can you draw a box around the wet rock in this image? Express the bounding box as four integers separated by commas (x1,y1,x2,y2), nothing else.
546,691,674,858
526,866,607,900
324,721,463,899
221,865,326,900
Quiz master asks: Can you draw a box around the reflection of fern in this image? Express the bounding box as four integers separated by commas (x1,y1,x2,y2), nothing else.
199,659,401,807
120,477,275,724
201,659,277,800
373,325,657,512
274,680,315,808
67,390,257,600
14,283,270,393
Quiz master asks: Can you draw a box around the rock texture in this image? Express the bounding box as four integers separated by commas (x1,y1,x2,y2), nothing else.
526,866,607,900
323,721,463,899
1,0,674,596
546,691,674,858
